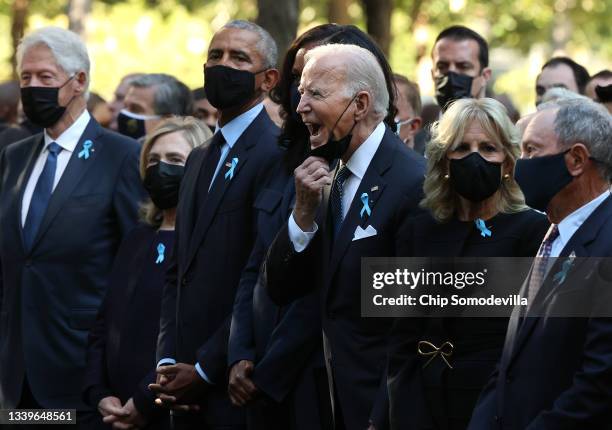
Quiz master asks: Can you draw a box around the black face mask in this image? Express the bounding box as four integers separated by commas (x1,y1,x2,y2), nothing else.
434,71,474,111
143,161,185,209
514,149,573,212
289,81,302,123
21,75,75,128
309,95,358,164
449,152,502,202
595,84,612,103
204,65,265,110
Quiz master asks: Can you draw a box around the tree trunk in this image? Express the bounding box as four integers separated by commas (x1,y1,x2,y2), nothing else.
361,0,392,56
68,0,92,37
328,0,351,24
256,0,299,66
10,0,29,79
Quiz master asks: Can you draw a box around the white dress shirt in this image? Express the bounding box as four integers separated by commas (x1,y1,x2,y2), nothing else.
209,103,264,190
550,190,610,257
21,110,90,226
288,121,386,252
157,103,264,383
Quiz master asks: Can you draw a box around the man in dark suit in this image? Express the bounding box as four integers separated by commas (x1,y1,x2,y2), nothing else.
263,43,425,430
151,20,281,430
469,98,612,429
0,27,144,427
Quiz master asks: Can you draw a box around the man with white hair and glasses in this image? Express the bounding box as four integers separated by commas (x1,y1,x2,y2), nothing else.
0,26,144,428
263,43,425,430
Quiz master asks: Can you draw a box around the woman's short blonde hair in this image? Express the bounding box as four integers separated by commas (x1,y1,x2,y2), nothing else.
139,116,212,227
421,97,526,222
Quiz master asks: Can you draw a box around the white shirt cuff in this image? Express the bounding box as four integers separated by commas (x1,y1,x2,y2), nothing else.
157,358,176,367
195,363,213,384
288,212,318,252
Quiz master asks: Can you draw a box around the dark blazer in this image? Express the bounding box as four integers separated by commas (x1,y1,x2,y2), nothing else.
228,162,331,430
469,194,612,430
388,209,548,430
0,117,144,409
263,128,426,430
156,109,281,427
83,225,172,428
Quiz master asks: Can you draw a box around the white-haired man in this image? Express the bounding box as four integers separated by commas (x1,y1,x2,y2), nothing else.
263,44,425,430
470,98,612,429
0,26,145,427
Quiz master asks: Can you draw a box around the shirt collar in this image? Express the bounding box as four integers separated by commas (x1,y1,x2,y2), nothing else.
557,190,611,247
43,109,91,153
215,103,264,149
345,121,386,180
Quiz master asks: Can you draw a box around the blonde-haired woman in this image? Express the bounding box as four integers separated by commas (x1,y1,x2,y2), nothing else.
388,98,549,430
84,117,211,429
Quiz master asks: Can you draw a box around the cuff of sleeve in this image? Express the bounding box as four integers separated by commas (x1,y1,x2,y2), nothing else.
132,385,155,421
288,212,318,253
84,385,112,409
157,358,176,367
195,363,213,384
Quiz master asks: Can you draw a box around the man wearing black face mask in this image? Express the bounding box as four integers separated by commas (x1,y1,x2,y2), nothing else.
432,25,491,112
151,20,281,430
263,44,425,430
470,98,612,429
0,27,145,427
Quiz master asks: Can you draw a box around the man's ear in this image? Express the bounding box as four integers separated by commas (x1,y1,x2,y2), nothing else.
410,116,422,132
260,68,279,93
482,67,492,82
566,143,590,176
353,91,371,121
74,70,87,95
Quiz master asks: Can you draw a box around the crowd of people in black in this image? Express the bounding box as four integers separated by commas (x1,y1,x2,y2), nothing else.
0,17,611,430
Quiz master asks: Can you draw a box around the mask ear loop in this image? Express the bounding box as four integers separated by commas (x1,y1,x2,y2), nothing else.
329,93,359,141
59,73,79,109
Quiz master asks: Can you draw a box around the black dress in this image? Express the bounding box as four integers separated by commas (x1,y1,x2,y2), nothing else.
388,209,549,430
83,225,174,429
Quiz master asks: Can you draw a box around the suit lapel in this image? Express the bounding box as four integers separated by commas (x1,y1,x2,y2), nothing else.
185,115,261,270
506,195,612,369
28,120,104,251
324,132,394,289
16,134,45,251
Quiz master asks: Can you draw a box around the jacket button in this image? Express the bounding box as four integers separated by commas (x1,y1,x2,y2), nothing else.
24,260,32,268
181,278,187,286
494,415,499,422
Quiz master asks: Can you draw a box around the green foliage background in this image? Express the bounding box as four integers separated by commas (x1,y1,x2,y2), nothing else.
1,0,610,114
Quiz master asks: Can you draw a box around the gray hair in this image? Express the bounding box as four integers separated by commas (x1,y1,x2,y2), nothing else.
16,26,90,90
222,20,278,68
305,43,389,118
539,87,589,108
548,98,612,181
131,73,193,116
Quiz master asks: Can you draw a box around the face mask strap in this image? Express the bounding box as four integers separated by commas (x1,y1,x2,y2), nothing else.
329,93,359,140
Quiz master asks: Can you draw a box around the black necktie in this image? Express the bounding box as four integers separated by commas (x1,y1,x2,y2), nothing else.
23,142,62,250
195,132,224,215
329,164,351,237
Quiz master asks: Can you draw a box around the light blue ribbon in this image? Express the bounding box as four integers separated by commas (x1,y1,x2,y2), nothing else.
225,157,238,180
360,193,372,218
155,243,166,264
553,259,573,285
78,140,93,159
474,218,492,237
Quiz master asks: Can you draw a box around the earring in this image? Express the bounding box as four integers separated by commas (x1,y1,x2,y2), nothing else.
503,173,510,180
443,174,450,180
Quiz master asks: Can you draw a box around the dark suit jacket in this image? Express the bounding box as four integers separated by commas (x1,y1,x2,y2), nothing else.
83,225,172,428
388,210,548,430
156,109,281,426
469,193,612,430
0,117,144,409
228,163,330,430
263,128,426,430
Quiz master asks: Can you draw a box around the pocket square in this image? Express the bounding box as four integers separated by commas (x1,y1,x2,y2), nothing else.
353,225,377,241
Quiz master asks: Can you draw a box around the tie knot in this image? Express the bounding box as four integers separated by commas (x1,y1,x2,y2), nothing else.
335,164,351,185
544,224,560,244
211,131,226,148
47,142,61,156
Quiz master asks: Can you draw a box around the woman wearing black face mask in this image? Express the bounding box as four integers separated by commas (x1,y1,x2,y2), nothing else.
388,98,550,430
83,117,211,430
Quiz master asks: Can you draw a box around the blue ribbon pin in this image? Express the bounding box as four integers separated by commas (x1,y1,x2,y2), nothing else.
360,193,372,218
225,157,238,180
78,140,93,159
155,243,166,264
474,218,492,237
553,252,575,285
